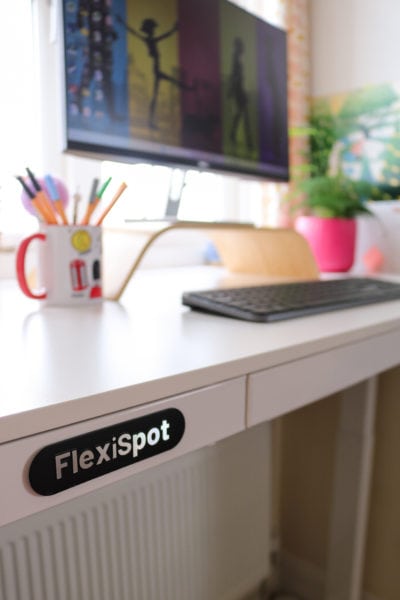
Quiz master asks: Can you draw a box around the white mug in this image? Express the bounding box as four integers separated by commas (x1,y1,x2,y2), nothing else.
16,225,102,306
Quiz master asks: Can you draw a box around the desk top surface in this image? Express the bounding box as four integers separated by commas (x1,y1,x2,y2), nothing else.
2,267,400,444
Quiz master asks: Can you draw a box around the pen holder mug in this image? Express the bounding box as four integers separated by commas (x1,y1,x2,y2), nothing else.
16,225,102,306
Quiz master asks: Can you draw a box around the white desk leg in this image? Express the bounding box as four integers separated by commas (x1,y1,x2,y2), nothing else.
325,377,377,600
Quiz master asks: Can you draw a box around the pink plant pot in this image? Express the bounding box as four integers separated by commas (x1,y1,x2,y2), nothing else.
295,216,356,272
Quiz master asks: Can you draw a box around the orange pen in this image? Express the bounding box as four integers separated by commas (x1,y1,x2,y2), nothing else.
35,190,58,224
81,176,111,225
95,182,128,226
16,176,55,224
26,168,58,224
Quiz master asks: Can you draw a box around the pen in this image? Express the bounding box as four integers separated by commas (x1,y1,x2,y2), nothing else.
88,178,100,206
26,167,58,224
16,175,55,224
81,177,99,225
81,176,111,225
44,174,69,225
94,182,128,226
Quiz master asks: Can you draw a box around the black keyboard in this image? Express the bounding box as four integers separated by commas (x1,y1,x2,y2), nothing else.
182,277,400,322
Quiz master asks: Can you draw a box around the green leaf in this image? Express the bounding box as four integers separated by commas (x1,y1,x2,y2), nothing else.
291,175,375,218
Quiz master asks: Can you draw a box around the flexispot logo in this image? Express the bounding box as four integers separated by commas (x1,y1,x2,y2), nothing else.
29,409,185,496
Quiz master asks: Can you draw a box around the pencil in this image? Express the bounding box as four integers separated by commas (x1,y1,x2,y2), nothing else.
72,189,82,225
94,182,128,226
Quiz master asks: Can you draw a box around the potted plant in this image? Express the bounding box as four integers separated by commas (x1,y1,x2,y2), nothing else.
293,175,382,272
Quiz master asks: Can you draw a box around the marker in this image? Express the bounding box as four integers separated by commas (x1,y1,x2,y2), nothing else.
81,177,111,225
95,182,128,226
44,174,69,225
26,167,58,224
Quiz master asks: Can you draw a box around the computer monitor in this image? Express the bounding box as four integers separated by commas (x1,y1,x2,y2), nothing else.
62,0,289,182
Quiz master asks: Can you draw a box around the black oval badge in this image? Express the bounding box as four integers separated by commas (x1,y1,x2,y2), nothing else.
29,408,185,496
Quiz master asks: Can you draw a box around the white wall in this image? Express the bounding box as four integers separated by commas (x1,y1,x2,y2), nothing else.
310,0,400,96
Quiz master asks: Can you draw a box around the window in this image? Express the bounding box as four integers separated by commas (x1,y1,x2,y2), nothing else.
0,0,38,240
0,0,287,247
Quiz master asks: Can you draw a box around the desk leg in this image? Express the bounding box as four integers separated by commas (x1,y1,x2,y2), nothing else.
325,377,377,600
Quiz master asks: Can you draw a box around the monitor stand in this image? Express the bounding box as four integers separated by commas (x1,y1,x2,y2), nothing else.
102,221,320,301
124,169,185,225
164,169,187,221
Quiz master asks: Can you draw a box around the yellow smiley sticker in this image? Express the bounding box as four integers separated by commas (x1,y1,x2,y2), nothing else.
71,229,92,253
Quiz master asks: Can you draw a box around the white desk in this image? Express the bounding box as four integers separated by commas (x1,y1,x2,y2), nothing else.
1,267,400,599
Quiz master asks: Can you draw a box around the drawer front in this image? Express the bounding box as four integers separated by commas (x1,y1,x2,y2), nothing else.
0,377,245,526
247,327,400,427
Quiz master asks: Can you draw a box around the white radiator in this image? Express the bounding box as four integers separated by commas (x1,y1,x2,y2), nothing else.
0,423,271,600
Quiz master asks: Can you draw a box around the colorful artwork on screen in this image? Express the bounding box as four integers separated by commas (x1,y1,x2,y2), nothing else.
63,0,288,172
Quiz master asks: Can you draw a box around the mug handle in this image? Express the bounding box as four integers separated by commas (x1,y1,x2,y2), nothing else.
16,233,47,299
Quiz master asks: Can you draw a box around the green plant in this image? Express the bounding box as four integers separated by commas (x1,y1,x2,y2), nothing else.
295,175,384,218
289,104,336,180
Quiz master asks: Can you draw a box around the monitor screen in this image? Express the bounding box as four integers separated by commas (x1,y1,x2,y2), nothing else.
62,0,289,181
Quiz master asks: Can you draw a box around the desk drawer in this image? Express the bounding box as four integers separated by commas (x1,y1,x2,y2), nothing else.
0,377,245,526
247,327,400,427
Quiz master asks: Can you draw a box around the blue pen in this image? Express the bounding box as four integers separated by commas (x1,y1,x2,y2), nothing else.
44,174,68,224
